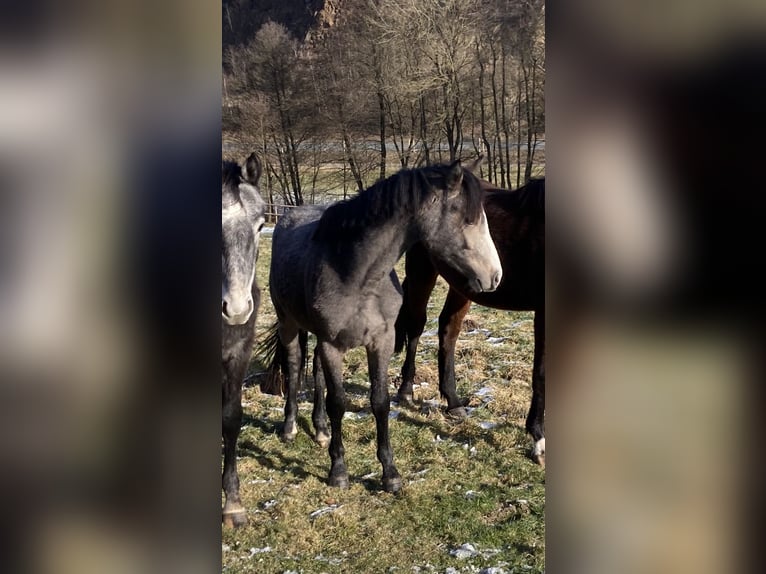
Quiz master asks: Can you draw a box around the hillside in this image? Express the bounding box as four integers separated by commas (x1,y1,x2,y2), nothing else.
223,0,343,48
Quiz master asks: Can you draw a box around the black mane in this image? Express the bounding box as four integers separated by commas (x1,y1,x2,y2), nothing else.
313,164,485,243
517,177,545,211
222,161,242,201
489,177,544,212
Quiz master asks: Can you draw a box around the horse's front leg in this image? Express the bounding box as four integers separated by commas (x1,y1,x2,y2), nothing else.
317,341,349,488
279,323,302,442
222,359,247,527
526,311,546,466
438,288,472,417
367,334,402,493
311,346,330,448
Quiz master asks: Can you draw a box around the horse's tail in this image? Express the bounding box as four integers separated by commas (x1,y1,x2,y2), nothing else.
256,322,287,396
255,322,310,396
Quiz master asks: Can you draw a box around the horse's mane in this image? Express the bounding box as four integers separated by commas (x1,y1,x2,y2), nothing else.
222,161,242,202
515,177,545,211
313,164,485,243
487,177,545,212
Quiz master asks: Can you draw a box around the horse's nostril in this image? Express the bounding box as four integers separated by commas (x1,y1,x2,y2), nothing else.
492,271,502,289
222,300,230,318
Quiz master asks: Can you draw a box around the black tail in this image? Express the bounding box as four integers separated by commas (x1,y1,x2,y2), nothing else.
255,322,309,396
255,322,285,396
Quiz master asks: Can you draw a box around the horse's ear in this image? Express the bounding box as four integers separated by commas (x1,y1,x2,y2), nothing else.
446,160,463,198
243,152,262,186
466,155,484,174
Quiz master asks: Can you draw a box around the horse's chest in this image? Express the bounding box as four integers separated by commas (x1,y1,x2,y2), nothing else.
314,290,394,349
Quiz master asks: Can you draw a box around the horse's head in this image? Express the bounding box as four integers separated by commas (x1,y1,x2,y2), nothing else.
222,153,266,325
417,160,502,293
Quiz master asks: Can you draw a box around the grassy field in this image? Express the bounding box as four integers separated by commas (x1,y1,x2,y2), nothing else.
222,234,545,574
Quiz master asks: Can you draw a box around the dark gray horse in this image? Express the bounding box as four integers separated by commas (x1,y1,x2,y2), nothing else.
270,160,502,493
222,153,266,527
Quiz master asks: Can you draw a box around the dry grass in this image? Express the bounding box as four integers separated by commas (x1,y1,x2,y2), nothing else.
223,235,544,573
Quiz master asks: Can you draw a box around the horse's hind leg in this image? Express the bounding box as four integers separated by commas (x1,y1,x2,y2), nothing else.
368,336,402,493
438,288,472,417
526,311,546,466
222,361,247,527
311,347,330,448
279,322,302,442
318,341,349,488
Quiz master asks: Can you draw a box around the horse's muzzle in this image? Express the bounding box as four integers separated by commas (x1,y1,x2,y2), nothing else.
222,296,254,325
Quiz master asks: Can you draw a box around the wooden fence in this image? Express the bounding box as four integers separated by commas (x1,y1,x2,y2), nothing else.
264,203,293,224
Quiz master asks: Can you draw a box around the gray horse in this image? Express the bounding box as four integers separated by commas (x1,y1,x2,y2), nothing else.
270,160,502,493
222,153,266,527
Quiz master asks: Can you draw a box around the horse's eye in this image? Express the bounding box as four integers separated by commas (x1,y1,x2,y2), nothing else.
257,222,264,232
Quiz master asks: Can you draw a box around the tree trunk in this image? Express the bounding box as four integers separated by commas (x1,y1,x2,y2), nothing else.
490,45,504,187
477,42,493,179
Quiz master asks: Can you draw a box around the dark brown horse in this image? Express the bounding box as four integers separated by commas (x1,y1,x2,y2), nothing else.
394,177,545,464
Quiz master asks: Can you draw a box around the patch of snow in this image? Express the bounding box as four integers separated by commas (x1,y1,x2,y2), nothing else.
449,543,479,559
361,471,378,479
479,421,497,430
465,490,480,499
486,337,506,344
309,504,341,520
479,568,508,574
262,499,278,510
465,328,491,336
389,410,400,419
249,546,272,556
314,553,343,565
475,386,494,397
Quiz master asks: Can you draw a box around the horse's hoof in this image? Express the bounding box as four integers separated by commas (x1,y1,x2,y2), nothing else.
446,406,467,420
315,431,330,448
383,476,403,493
397,392,414,405
531,438,545,467
280,423,297,443
328,473,350,489
222,508,247,528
